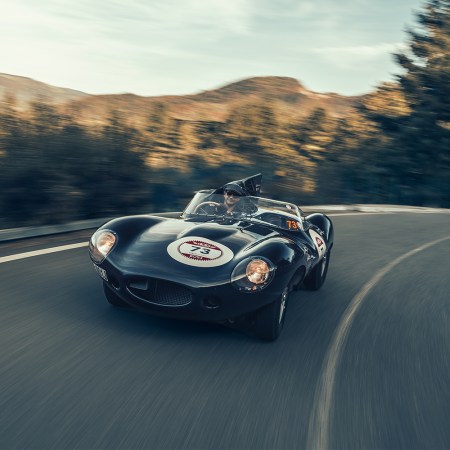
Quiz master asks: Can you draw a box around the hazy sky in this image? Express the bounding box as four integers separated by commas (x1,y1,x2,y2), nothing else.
0,0,424,96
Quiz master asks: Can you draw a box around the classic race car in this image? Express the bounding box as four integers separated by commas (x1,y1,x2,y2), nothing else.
89,174,333,340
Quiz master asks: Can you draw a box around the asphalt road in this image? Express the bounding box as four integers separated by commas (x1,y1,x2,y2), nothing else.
0,213,449,449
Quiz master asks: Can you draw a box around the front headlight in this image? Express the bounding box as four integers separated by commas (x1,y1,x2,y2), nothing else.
231,256,275,292
89,230,117,263
246,259,271,284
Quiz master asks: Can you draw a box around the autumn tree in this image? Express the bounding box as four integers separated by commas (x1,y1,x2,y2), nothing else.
224,101,278,155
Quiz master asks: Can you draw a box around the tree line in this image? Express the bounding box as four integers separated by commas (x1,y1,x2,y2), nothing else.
0,0,448,228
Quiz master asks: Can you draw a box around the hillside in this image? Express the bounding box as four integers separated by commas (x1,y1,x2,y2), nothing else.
0,73,90,109
67,76,363,126
0,73,363,126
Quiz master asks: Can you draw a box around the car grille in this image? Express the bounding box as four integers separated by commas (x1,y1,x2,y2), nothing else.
127,278,193,306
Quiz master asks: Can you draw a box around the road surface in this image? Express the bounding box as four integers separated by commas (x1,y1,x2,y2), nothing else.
0,212,449,449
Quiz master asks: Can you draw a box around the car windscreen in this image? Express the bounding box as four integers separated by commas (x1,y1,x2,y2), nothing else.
182,192,304,232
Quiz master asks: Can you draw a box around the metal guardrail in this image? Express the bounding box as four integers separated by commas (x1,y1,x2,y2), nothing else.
0,212,181,243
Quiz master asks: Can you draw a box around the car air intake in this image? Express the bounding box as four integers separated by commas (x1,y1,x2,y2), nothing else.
127,278,193,306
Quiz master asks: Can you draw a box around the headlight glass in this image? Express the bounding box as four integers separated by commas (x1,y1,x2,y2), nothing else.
90,230,117,263
246,259,270,284
231,256,275,292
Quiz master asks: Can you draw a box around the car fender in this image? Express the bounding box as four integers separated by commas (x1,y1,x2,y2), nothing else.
97,215,169,246
235,236,307,291
305,213,334,248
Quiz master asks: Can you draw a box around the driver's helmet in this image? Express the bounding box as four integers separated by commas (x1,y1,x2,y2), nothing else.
223,183,246,197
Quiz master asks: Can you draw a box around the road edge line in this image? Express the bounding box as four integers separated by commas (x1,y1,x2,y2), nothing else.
307,235,450,450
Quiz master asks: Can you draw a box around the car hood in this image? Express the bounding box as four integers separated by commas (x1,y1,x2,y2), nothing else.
106,218,276,286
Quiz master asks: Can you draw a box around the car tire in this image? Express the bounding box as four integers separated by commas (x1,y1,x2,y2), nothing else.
254,287,289,341
303,249,331,291
291,267,306,291
103,282,130,308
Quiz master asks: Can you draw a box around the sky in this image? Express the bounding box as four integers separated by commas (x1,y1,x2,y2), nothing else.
0,0,425,97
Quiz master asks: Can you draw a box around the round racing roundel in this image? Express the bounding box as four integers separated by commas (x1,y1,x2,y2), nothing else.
167,236,234,267
309,229,327,260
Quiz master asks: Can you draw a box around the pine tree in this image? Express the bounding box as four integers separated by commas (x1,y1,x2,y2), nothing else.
393,0,450,205
396,0,450,125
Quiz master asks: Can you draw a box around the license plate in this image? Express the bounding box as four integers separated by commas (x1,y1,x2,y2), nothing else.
93,263,108,281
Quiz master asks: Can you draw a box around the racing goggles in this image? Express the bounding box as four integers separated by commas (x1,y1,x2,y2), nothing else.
224,190,242,197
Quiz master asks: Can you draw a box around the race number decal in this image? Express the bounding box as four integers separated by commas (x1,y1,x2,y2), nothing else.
309,229,327,259
167,237,234,267
286,220,302,231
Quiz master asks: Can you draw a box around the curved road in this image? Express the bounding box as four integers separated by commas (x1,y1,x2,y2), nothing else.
0,213,449,449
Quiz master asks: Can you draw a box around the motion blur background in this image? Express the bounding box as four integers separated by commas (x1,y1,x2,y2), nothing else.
0,0,449,228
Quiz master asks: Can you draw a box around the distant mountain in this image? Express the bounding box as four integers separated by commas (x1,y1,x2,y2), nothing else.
0,73,363,123
68,76,363,126
0,73,90,109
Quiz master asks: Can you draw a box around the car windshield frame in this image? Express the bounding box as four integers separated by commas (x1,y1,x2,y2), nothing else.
182,191,304,232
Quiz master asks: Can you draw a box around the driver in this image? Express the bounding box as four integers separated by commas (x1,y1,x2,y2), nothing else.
221,183,245,214
218,182,256,216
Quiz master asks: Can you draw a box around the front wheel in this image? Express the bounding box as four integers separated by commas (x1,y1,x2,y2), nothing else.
103,282,130,308
254,287,289,341
303,249,331,290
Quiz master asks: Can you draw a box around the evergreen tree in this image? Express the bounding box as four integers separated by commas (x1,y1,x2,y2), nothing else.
392,0,450,205
396,0,450,124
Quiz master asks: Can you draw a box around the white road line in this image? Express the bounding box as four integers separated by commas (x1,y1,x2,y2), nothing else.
0,242,88,264
329,211,449,216
328,212,393,217
307,235,450,450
